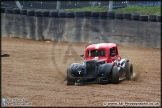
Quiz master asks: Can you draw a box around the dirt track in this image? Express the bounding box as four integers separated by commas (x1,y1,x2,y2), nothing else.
1,37,161,107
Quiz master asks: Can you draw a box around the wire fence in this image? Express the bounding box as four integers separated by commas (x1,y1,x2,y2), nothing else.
1,1,161,12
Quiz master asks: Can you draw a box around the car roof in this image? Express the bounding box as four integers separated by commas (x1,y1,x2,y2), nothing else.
86,43,117,50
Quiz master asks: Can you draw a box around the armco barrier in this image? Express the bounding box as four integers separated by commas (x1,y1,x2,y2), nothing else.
1,8,161,48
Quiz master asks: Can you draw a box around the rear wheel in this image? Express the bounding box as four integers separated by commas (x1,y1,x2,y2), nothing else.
66,68,75,85
125,62,133,80
111,66,119,84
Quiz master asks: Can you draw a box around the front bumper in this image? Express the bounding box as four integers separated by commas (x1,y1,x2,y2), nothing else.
74,76,111,84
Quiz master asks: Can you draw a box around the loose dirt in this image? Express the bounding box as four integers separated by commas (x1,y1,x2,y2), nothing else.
1,37,161,107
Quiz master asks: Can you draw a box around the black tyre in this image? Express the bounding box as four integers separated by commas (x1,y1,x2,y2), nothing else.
74,11,83,17
1,7,13,13
131,14,139,20
99,12,107,19
83,11,91,17
5,9,13,14
35,11,41,17
148,15,156,22
111,66,119,84
91,12,99,18
1,7,6,13
123,13,131,20
107,12,115,19
58,12,66,18
67,68,75,85
13,8,20,14
27,10,35,16
125,62,133,80
1,7,5,13
20,9,27,15
42,11,49,17
156,15,161,22
66,12,74,18
139,15,148,21
49,11,58,17
115,13,123,20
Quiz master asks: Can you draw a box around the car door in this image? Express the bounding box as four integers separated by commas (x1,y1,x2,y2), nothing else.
109,47,118,62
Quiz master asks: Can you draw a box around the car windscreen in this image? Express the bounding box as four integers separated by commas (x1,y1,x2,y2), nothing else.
88,50,106,57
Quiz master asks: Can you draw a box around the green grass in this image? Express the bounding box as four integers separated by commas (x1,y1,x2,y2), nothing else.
66,6,108,12
113,6,161,15
66,6,161,15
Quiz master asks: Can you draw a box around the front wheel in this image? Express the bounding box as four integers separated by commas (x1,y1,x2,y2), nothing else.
125,62,133,80
66,68,75,85
111,66,119,84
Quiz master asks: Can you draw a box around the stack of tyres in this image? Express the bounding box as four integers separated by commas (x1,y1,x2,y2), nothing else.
1,7,13,37
13,8,21,38
123,13,131,21
74,12,84,42
26,10,35,39
35,10,43,40
115,13,123,20
4,8,14,37
91,12,99,19
107,12,115,20
99,12,107,19
139,15,148,22
131,14,140,21
20,9,28,38
42,11,50,40
84,11,91,19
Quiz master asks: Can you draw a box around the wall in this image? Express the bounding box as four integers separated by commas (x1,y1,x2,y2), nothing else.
1,13,161,48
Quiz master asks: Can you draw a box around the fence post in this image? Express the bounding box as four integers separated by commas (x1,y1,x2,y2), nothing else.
109,1,113,12
15,1,22,9
56,1,61,10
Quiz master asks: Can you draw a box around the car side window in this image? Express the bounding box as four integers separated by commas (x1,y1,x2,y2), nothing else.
110,48,115,57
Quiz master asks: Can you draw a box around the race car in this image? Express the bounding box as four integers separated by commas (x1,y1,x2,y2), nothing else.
66,43,133,85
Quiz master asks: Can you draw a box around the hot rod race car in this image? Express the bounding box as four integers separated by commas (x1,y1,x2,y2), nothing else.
66,43,133,85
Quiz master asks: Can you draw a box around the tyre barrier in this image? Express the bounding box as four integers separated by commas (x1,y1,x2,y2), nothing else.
99,12,107,19
91,12,99,19
49,11,58,17
66,12,74,18
41,11,49,17
35,11,41,17
107,12,115,18
58,12,66,18
1,7,5,13
131,14,140,20
74,11,84,18
123,13,131,20
20,9,27,15
83,11,91,19
148,15,156,22
107,12,115,20
156,15,161,22
2,8,161,22
139,15,148,21
115,13,123,20
27,10,35,16
1,7,13,13
13,8,20,14
5,9,13,14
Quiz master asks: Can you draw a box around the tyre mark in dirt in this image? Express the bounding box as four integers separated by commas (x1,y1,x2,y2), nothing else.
51,42,81,83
